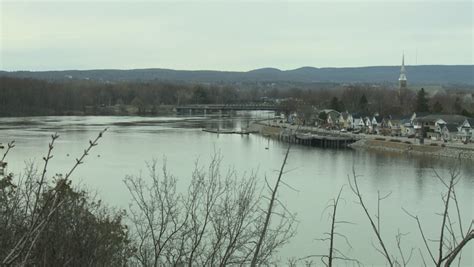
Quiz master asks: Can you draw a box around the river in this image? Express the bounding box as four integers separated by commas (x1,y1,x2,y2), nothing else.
1,113,473,266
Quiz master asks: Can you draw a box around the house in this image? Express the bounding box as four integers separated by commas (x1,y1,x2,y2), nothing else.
338,111,353,130
441,124,460,142
383,116,403,136
400,118,416,137
459,118,474,142
320,109,341,128
364,117,374,133
371,116,383,134
414,115,467,139
353,117,365,130
380,116,391,128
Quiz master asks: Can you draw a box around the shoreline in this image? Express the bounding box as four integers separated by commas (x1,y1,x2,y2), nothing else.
249,120,474,160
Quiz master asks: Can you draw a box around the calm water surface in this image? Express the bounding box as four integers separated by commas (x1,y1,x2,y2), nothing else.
1,114,473,266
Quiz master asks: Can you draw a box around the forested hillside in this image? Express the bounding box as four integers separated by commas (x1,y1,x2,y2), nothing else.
2,65,473,85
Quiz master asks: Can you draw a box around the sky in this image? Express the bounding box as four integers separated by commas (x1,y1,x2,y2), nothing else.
1,0,472,71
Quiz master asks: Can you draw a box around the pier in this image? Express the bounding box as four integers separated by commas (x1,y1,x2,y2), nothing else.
202,128,255,135
279,132,358,148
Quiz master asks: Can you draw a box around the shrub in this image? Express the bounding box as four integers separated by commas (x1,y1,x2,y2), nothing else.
1,130,133,266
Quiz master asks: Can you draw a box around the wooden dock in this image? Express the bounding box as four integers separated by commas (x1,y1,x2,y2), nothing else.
279,132,358,148
202,129,256,135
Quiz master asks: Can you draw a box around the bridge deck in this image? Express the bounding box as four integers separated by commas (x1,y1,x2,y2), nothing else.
176,104,280,111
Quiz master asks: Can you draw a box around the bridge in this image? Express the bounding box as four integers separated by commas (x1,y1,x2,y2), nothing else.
176,104,281,114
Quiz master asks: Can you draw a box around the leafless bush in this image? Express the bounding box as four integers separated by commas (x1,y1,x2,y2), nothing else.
125,152,296,266
403,162,473,267
1,129,131,266
347,162,471,267
124,155,294,266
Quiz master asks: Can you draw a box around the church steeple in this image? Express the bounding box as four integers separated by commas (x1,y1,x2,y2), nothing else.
399,53,407,89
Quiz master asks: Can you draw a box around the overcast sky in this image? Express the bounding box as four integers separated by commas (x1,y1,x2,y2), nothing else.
1,0,472,71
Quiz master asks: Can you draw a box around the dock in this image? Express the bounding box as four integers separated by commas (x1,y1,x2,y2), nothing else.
202,129,256,135
280,132,358,148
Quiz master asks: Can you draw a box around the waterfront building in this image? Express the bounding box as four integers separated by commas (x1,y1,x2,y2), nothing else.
414,114,469,140
459,118,474,142
442,124,461,142
338,111,353,129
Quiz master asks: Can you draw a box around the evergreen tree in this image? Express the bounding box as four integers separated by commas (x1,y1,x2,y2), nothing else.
432,101,443,113
453,97,463,114
461,109,471,117
415,88,429,113
330,97,344,111
359,94,368,114
330,97,339,111
318,111,328,122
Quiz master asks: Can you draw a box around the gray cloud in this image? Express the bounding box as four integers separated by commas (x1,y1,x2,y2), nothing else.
1,0,472,71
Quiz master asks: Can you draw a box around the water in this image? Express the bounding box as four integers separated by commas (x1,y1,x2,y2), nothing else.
1,114,473,266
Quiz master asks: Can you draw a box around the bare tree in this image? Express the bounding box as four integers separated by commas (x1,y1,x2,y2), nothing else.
404,161,473,267
348,166,394,266
292,187,359,267
125,153,295,266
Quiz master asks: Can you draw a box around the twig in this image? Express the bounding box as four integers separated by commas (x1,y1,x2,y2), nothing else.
250,142,291,267
402,207,436,265
1,140,15,161
328,187,344,267
348,166,393,267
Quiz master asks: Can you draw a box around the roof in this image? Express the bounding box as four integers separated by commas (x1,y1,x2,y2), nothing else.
412,112,430,120
340,111,350,120
443,124,459,132
373,116,382,121
321,109,339,114
327,112,339,121
416,114,467,124
466,118,474,127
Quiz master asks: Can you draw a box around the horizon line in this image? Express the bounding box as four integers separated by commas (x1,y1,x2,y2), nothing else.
2,64,473,73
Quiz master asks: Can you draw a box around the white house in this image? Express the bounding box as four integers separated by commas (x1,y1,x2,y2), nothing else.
365,117,373,133
459,118,474,142
353,118,365,130
338,111,354,129
442,124,460,142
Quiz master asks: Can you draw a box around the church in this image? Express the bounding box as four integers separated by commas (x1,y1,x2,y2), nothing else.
399,54,407,90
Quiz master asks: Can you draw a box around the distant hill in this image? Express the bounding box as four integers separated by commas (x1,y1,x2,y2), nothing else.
1,65,473,85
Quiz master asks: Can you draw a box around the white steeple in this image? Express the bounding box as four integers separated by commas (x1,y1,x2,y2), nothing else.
399,53,407,82
398,53,407,90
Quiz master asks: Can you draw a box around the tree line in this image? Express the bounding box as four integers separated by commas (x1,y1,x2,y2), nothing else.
0,77,254,116
1,76,473,117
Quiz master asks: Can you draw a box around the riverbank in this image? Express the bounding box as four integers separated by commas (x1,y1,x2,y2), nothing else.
0,105,177,117
249,120,474,160
350,139,474,160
